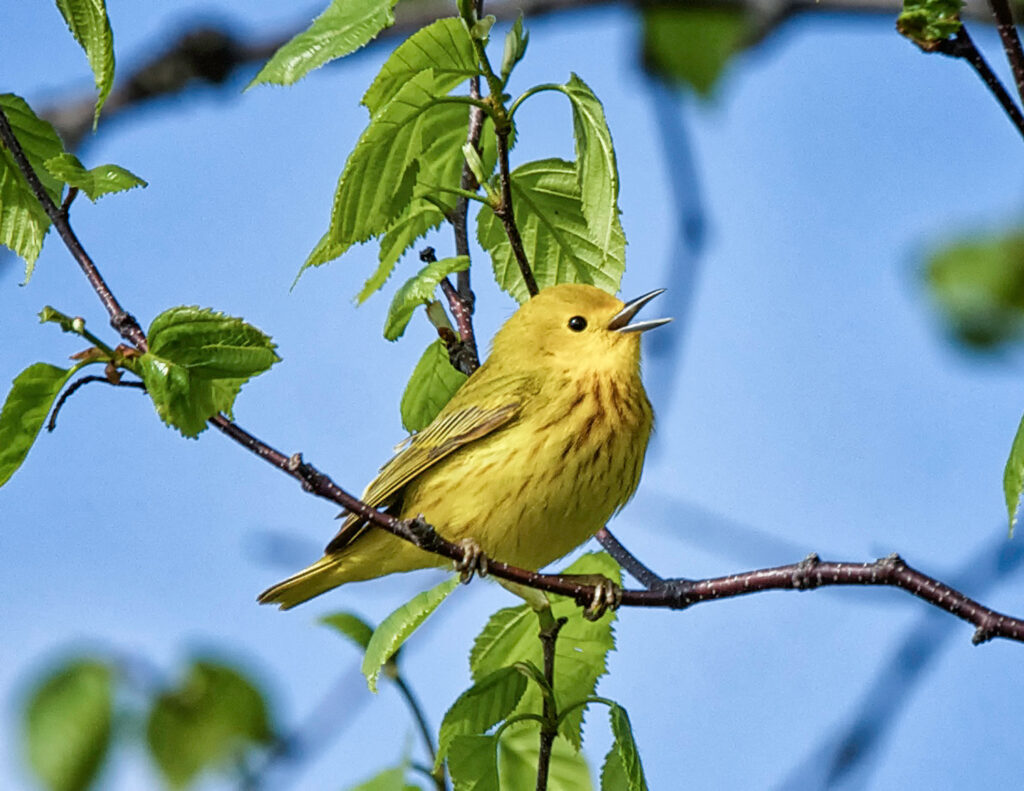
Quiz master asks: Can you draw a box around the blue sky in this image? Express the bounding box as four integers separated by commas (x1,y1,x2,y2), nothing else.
4,2,1024,789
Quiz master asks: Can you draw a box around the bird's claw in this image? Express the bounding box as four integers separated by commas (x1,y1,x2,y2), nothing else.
455,538,488,583
582,576,622,621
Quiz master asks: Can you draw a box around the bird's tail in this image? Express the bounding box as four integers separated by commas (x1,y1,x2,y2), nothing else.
257,554,349,610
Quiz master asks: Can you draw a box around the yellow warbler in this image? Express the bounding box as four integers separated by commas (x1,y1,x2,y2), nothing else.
259,283,669,609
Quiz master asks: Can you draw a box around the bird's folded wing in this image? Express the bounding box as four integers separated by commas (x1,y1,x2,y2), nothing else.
324,398,523,553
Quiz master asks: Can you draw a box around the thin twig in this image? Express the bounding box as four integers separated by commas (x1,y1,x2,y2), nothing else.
493,126,540,297
47,374,146,432
391,671,446,791
535,614,567,791
595,527,668,589
0,107,147,348
935,28,1024,140
987,0,1024,106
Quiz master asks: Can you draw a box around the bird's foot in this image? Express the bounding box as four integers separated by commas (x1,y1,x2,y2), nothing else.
561,574,622,621
455,538,489,583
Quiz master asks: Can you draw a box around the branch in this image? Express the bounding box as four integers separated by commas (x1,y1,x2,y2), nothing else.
10,67,1024,649
492,124,540,298
595,527,667,588
987,0,1024,106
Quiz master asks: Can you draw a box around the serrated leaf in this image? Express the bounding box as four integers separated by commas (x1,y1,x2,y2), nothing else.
321,611,376,651
499,724,592,791
400,339,468,433
437,667,528,767
362,576,459,692
385,255,469,340
138,307,280,437
469,552,620,749
359,201,446,302
0,363,84,488
363,17,479,115
248,0,398,88
44,153,146,201
603,705,647,791
477,158,625,303
500,15,529,85
295,229,350,287
448,734,499,791
23,659,113,791
147,661,272,789
1005,412,1024,536
325,71,466,253
563,75,619,275
55,0,114,126
897,0,964,46
642,7,749,96
0,94,66,277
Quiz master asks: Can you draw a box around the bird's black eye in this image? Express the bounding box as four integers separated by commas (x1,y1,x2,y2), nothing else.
567,315,587,332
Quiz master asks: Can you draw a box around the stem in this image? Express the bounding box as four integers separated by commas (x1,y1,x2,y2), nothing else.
535,612,567,791
391,671,445,791
47,374,146,432
0,107,148,349
987,0,1024,106
507,84,562,118
493,124,539,297
937,28,1024,141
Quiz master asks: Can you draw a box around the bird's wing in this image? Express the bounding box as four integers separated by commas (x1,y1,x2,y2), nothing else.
324,395,524,553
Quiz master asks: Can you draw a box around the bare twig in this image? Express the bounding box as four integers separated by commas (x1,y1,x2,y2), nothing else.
987,0,1024,106
595,527,668,588
492,126,540,298
931,28,1024,139
47,374,146,432
390,671,446,791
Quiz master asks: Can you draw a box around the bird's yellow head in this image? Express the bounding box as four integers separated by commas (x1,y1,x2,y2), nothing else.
490,283,671,376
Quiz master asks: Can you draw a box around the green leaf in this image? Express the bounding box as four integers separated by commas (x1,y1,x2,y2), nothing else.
499,724,593,791
363,17,479,115
324,71,467,252
362,576,459,692
400,339,468,433
347,765,412,791
437,667,528,767
55,0,114,126
563,75,619,276
477,158,625,303
1005,412,1024,536
44,153,146,201
469,552,620,749
295,229,350,286
924,232,1024,349
447,734,499,791
641,8,750,96
0,363,83,488
0,94,66,277
321,611,376,651
602,705,647,791
385,255,469,340
138,307,280,438
23,659,113,791
147,661,272,789
897,0,964,47
500,15,529,86
358,201,447,302
248,0,398,88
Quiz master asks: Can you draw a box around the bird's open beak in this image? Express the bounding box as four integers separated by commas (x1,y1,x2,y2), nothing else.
607,289,673,333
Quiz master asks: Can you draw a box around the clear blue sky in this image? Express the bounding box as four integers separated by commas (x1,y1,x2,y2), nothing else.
4,2,1024,789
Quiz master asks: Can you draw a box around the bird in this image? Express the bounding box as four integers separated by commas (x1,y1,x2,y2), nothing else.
258,283,670,611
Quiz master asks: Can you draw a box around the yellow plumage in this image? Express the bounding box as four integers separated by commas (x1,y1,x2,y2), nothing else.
259,283,668,609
